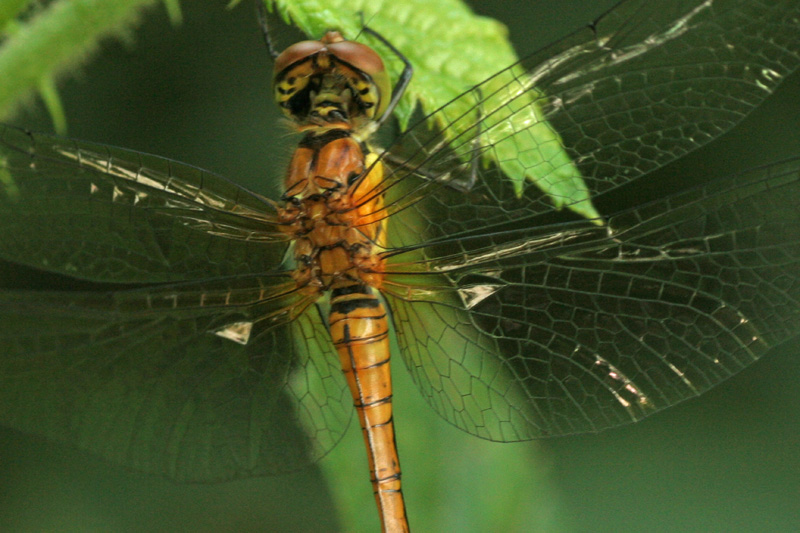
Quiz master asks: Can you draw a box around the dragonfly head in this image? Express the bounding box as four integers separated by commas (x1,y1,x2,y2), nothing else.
273,31,391,134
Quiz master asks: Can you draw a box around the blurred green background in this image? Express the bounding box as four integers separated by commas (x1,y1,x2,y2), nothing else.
2,1,799,531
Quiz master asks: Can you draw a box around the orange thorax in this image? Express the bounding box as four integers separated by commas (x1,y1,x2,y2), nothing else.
278,130,385,292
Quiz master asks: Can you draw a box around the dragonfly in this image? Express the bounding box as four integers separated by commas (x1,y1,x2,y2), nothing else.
2,0,800,531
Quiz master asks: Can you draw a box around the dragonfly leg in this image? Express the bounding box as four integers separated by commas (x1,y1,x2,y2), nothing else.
255,0,280,59
359,25,413,131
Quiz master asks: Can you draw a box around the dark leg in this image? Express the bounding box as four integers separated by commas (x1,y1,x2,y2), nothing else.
255,0,280,59
360,26,413,129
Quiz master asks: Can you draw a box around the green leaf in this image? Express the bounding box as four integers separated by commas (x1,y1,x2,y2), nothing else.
37,76,67,135
0,0,595,218
263,0,598,219
162,0,183,25
0,0,31,30
0,162,19,202
0,0,161,122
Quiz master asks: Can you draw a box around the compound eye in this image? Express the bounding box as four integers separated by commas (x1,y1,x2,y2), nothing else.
327,39,385,79
273,40,325,77
327,38,392,117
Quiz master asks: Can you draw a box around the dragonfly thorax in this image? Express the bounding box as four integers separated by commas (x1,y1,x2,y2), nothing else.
278,130,386,293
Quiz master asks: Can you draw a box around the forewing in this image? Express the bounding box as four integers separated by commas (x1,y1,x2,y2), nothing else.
0,124,289,283
383,158,800,439
369,0,800,244
0,274,350,481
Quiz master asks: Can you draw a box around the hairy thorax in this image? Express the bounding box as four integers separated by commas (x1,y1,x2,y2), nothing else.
277,130,385,293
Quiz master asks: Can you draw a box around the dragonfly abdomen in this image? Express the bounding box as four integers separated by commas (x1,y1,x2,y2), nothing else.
329,283,408,532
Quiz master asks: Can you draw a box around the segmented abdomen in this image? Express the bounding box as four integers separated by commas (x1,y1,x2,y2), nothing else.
328,283,407,532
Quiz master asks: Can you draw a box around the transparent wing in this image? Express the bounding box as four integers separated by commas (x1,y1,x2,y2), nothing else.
0,124,289,283
382,158,800,439
0,273,351,481
365,0,800,245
